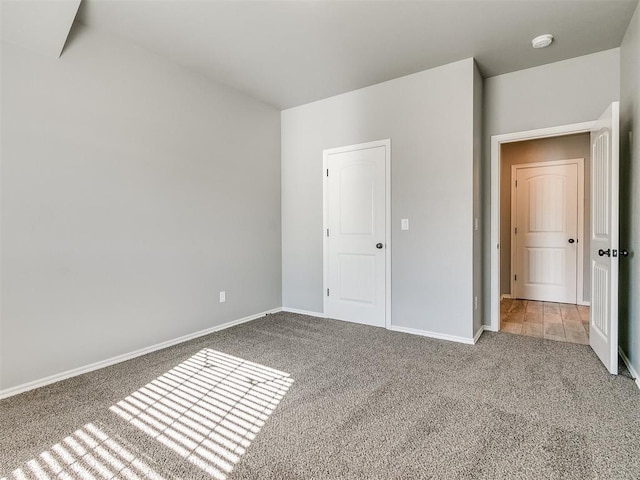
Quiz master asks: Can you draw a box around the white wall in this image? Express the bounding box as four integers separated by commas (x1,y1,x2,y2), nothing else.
0,24,281,392
282,58,477,340
619,2,640,379
483,49,620,325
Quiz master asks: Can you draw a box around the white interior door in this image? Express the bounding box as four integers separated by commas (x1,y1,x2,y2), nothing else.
590,102,619,375
324,141,388,327
513,163,578,303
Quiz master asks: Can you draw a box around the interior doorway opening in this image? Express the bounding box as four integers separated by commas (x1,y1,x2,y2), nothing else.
490,121,595,334
498,134,591,341
501,134,591,305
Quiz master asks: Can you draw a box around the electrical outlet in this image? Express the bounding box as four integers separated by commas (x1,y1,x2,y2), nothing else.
219,291,226,303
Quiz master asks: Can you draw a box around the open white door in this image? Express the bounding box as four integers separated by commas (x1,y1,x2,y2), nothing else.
590,102,619,375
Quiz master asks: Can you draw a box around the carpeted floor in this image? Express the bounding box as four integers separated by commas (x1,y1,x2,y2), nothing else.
1,312,639,479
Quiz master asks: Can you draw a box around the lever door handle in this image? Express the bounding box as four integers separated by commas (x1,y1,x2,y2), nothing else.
598,249,611,257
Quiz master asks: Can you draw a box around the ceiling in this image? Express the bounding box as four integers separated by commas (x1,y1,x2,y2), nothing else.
1,0,80,59
72,1,637,109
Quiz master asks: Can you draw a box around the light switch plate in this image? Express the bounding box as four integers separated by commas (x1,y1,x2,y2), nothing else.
401,218,409,230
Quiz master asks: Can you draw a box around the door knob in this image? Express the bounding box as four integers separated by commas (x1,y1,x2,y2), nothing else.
376,243,383,249
568,238,575,244
620,249,629,257
598,248,611,257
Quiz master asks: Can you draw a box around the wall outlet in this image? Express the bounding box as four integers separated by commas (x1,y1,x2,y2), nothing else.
219,291,226,303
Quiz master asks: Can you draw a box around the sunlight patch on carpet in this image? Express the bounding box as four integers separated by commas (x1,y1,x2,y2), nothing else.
109,349,293,480
1,423,164,480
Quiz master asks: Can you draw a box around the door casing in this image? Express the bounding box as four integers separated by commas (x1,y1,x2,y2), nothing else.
510,158,585,304
323,139,392,329
490,122,594,332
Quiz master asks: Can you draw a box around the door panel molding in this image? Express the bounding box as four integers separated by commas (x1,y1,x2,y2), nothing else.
323,139,391,329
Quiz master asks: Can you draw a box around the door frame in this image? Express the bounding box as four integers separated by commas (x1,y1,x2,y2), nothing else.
510,158,585,303
490,122,594,332
322,139,392,329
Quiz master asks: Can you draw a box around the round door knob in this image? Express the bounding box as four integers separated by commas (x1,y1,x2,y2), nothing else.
376,243,383,249
568,238,575,244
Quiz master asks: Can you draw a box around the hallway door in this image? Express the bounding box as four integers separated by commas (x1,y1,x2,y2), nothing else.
512,162,579,303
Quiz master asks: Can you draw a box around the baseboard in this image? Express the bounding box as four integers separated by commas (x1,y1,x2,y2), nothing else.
619,347,640,391
389,325,476,345
483,324,499,332
0,308,281,400
577,300,591,307
281,307,326,318
473,325,486,344
500,294,512,300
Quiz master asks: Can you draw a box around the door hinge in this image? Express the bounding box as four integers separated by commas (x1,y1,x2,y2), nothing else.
515,180,518,187
327,288,330,296
326,169,329,177
514,274,517,281
514,227,517,234
327,228,329,237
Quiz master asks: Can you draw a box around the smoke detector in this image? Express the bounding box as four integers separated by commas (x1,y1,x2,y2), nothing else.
532,34,554,49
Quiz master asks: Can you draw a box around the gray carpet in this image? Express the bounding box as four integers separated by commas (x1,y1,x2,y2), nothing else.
1,312,639,479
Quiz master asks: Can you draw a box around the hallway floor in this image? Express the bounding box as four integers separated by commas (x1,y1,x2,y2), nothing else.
500,298,590,344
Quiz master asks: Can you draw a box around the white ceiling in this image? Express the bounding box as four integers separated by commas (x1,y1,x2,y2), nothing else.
1,0,81,59
74,0,637,109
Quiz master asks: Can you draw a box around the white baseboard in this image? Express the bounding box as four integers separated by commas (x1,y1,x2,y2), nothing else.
619,347,640,391
473,325,486,344
500,294,512,300
0,308,281,400
388,325,476,345
483,324,499,332
577,301,591,307
281,307,326,318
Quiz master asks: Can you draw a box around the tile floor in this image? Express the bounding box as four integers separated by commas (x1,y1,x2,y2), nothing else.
500,298,590,344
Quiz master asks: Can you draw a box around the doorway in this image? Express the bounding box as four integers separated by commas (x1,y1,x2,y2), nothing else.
491,104,620,374
491,123,594,335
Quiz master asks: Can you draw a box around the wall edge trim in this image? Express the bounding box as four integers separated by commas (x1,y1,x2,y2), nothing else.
619,346,640,391
389,325,476,345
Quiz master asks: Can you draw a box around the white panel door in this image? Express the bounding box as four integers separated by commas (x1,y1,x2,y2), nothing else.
590,102,619,375
325,143,387,327
514,164,578,303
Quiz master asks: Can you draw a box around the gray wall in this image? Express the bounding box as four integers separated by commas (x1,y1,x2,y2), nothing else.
0,24,281,391
282,58,477,340
500,134,591,302
483,49,620,325
620,3,640,378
